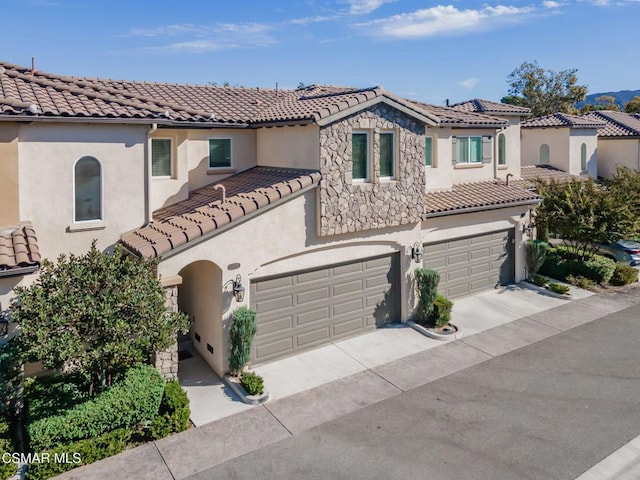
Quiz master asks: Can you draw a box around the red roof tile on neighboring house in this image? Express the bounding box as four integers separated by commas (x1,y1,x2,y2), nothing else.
423,181,540,217
0,223,41,275
582,110,640,137
406,100,507,127
511,165,578,190
121,167,321,257
522,113,606,129
451,99,531,116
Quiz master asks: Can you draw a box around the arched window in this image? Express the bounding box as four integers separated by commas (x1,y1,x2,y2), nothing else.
539,144,550,165
498,133,506,165
74,156,102,222
581,143,587,171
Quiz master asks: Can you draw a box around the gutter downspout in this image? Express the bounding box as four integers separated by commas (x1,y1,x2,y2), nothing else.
145,123,158,225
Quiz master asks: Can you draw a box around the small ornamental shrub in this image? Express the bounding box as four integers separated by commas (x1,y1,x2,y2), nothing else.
0,338,23,419
539,248,616,285
610,264,639,286
582,255,616,285
531,274,549,287
565,274,596,290
229,307,257,376
525,240,549,279
240,371,264,396
27,365,164,451
0,419,17,480
26,427,131,480
430,294,453,329
415,269,440,323
150,380,190,440
548,283,570,295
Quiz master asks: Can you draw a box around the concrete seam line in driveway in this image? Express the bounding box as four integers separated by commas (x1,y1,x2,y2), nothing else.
152,441,177,480
458,340,497,359
367,366,407,393
261,404,295,437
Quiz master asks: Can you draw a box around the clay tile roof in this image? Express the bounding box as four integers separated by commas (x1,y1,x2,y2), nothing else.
405,99,507,127
121,166,321,257
423,181,540,217
510,165,578,190
0,222,41,275
522,113,606,129
450,99,531,116
582,110,640,137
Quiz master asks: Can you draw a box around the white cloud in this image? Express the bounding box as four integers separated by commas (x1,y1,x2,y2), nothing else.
356,4,535,38
458,78,478,89
590,0,611,5
347,0,395,15
542,0,561,7
127,23,275,52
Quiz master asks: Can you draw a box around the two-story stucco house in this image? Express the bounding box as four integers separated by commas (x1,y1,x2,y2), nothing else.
0,61,542,376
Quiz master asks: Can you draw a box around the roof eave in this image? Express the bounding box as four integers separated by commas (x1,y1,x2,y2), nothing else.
424,198,540,218
0,265,39,278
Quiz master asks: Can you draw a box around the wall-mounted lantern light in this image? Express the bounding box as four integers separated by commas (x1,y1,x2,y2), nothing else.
411,242,424,263
522,223,534,236
232,274,245,302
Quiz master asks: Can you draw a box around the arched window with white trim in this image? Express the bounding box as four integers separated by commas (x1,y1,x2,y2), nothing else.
74,156,102,222
581,143,587,171
539,144,550,165
498,133,506,165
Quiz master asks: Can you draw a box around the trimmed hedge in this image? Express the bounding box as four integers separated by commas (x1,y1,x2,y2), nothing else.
150,381,190,440
26,427,131,480
415,268,440,323
539,249,616,285
240,372,264,396
0,420,18,480
27,365,164,451
610,264,639,286
430,294,453,328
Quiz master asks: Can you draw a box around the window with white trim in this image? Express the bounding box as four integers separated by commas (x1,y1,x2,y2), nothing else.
452,136,491,164
151,138,172,177
425,136,435,167
498,133,506,166
352,132,369,180
209,138,232,169
540,144,550,165
379,132,395,178
74,156,102,222
581,143,587,171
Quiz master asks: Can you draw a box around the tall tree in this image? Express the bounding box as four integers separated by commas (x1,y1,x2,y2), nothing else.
580,95,621,113
624,96,640,114
502,61,588,116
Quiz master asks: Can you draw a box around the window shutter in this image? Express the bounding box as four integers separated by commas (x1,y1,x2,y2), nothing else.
482,136,492,163
451,136,458,165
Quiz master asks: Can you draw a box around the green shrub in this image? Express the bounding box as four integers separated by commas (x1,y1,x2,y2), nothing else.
24,374,88,422
582,256,616,284
548,283,570,295
430,294,453,329
27,365,163,451
415,269,440,323
610,264,639,286
0,419,18,480
240,371,264,396
150,381,190,440
539,248,616,285
531,274,549,287
229,307,257,375
26,427,131,480
525,240,549,278
565,274,595,290
0,339,23,419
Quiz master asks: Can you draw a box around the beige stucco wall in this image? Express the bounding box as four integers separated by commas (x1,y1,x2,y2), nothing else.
17,122,148,260
521,128,570,172
568,129,599,177
0,124,20,225
493,116,522,182
257,124,320,169
597,138,640,179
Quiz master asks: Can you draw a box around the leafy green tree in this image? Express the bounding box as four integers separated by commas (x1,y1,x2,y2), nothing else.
624,96,640,114
534,176,638,260
580,95,621,113
11,242,189,394
502,61,588,116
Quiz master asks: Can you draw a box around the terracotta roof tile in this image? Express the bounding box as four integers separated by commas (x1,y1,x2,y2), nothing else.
582,110,640,137
451,99,531,116
522,113,606,129
510,165,578,190
0,222,41,274
406,100,508,127
423,181,539,217
121,167,321,257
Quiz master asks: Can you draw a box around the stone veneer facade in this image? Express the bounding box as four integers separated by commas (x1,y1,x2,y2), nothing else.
318,104,426,236
153,284,179,381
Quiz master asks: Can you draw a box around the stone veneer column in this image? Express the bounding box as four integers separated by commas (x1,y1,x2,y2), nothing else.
153,275,182,381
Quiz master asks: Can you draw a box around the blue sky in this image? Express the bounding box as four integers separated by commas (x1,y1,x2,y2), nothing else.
2,0,639,104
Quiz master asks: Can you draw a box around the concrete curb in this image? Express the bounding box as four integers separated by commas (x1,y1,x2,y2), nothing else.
408,320,463,341
223,374,270,405
519,280,573,300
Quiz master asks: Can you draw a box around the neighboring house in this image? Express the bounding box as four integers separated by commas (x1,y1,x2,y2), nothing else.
0,61,540,375
520,113,605,178
581,110,640,179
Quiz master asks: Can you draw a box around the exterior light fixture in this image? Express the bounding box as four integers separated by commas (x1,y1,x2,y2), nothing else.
522,222,534,236
411,242,424,263
233,274,245,302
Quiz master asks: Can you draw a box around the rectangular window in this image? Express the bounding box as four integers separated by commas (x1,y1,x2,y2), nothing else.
352,132,369,180
455,136,484,164
425,136,434,167
151,138,172,177
379,132,395,178
209,138,232,169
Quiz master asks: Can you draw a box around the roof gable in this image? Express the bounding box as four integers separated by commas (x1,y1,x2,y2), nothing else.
522,112,605,129
582,110,640,137
451,99,531,116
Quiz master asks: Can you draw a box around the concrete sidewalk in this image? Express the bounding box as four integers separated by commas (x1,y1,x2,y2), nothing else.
54,283,640,480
